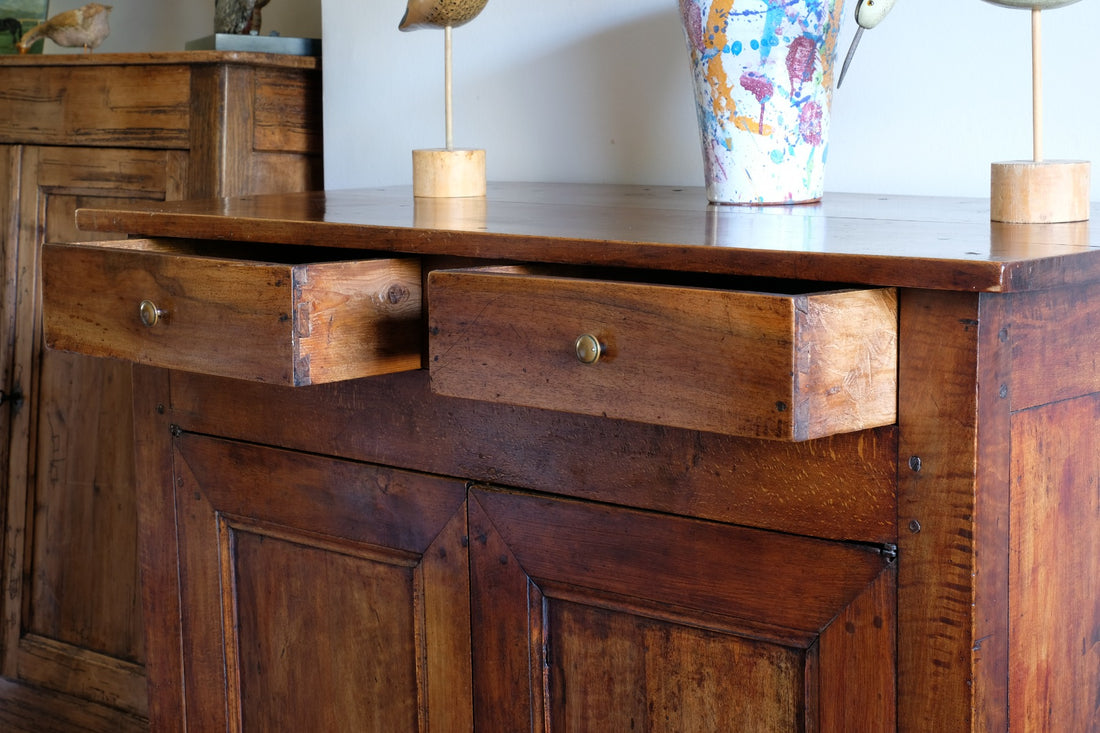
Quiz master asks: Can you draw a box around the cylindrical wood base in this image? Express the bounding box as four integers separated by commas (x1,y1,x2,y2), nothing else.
991,160,1090,223
413,195,488,230
412,148,486,198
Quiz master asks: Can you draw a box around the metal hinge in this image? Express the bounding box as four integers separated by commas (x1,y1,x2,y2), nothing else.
0,387,24,409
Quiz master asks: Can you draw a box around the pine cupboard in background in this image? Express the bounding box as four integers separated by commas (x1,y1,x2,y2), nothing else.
0,51,321,731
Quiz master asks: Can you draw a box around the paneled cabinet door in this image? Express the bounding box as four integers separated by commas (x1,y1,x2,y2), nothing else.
1,145,186,722
172,433,473,732
469,487,897,732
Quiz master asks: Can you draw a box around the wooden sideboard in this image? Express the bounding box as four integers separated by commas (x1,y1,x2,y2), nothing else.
43,185,1100,731
0,52,321,731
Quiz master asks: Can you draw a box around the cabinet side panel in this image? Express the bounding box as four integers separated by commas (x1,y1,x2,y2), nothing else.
1010,282,1100,410
252,67,323,156
1010,397,1100,732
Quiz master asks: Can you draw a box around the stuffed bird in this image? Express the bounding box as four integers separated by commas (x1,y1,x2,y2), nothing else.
215,0,271,35
17,3,111,53
399,0,490,31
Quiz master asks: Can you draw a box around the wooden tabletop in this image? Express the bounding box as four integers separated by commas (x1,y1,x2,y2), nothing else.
75,183,1100,293
0,50,319,70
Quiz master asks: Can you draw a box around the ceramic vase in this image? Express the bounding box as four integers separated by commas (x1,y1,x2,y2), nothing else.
679,0,846,205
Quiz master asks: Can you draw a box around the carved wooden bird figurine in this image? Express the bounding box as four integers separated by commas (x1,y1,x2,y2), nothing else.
399,0,490,31
17,3,111,53
215,0,271,35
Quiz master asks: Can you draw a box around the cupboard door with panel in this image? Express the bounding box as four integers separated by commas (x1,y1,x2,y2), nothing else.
469,486,897,732
0,53,322,729
171,433,473,732
0,145,186,725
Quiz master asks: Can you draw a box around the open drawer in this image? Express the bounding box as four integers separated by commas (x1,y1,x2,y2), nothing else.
42,239,423,386
428,268,897,441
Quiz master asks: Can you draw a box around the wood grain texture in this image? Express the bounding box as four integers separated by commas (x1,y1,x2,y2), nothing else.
0,52,323,727
252,67,323,156
469,487,895,730
1009,281,1100,410
548,601,805,731
0,676,146,733
167,369,898,544
1010,396,1100,732
48,186,1100,728
172,434,470,732
971,293,1013,733
429,269,896,440
130,366,183,732
0,51,319,69
42,241,422,386
73,185,1100,293
896,289,981,731
186,63,323,199
896,289,1016,731
187,63,251,199
0,65,191,148
2,145,173,721
817,565,897,731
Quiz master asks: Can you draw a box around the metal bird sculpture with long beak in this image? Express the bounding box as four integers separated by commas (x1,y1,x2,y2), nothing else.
838,0,898,88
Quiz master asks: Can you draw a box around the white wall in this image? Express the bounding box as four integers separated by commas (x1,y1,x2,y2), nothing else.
322,0,1100,200
37,0,321,55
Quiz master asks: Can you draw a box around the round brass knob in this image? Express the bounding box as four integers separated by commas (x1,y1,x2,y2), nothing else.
574,334,602,365
139,300,166,328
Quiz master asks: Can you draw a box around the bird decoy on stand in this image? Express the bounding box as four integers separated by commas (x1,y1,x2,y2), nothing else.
983,0,1088,223
400,0,491,198
17,3,111,53
399,0,489,32
837,0,898,88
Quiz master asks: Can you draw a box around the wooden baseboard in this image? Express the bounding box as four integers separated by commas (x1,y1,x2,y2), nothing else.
0,676,147,733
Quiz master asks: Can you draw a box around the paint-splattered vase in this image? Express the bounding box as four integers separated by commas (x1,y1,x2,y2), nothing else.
679,0,846,204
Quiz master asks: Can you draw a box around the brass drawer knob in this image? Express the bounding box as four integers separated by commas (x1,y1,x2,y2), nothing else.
574,334,603,365
139,300,166,328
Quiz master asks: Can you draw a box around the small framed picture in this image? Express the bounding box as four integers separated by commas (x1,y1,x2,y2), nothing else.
0,0,48,54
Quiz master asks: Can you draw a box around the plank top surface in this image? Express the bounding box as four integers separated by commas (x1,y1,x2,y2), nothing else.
75,183,1100,292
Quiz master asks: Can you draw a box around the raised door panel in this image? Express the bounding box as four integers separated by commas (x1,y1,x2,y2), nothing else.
469,487,896,732
1,145,186,719
173,433,472,732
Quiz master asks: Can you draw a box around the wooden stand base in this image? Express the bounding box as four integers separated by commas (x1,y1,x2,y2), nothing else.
990,160,1090,223
412,148,486,198
413,195,488,230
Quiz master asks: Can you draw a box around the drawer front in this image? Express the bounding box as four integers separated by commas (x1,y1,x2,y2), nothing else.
428,270,897,440
43,240,423,386
0,65,191,147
